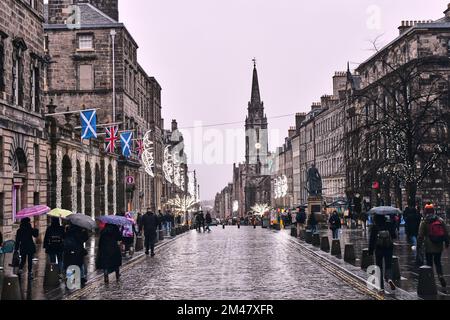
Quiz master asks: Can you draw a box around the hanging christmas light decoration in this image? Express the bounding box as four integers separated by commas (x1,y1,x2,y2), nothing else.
167,195,198,213
251,203,271,216
188,171,196,197
163,146,173,183
232,200,239,213
141,130,155,177
274,175,288,199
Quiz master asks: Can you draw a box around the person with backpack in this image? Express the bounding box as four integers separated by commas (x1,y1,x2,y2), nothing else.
96,223,122,283
418,204,449,292
43,217,65,274
14,218,39,279
295,207,307,237
329,211,342,239
368,214,397,292
120,212,137,258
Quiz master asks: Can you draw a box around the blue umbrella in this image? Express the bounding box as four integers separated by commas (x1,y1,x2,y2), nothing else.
97,215,133,227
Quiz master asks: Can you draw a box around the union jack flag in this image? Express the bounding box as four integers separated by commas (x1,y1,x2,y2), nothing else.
105,126,119,153
135,139,144,158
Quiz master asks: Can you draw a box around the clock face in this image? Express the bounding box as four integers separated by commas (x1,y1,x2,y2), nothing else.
255,143,262,150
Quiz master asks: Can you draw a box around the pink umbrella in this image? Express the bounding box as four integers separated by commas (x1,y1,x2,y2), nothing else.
16,205,51,219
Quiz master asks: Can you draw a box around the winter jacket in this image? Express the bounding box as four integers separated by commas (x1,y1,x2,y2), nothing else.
140,212,159,239
63,225,89,267
368,220,397,255
43,224,65,254
329,214,342,230
96,224,122,271
205,213,212,224
418,215,449,254
15,224,39,255
296,211,306,224
307,213,317,227
403,207,421,237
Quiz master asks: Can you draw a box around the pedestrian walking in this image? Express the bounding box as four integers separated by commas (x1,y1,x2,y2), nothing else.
368,214,397,292
158,210,164,232
403,205,422,252
417,204,449,293
14,217,39,279
205,212,212,232
329,211,342,239
121,212,137,258
97,224,122,283
63,223,89,285
136,212,143,232
307,212,318,234
43,217,65,274
295,207,307,237
164,211,172,235
140,209,159,257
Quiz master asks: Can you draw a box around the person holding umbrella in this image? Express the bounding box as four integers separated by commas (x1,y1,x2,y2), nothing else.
121,212,137,258
43,217,65,275
15,217,39,279
139,209,159,257
63,223,89,285
96,223,122,283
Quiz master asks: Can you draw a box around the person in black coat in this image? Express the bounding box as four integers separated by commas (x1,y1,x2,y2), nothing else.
63,223,89,283
96,224,122,283
139,210,159,256
205,212,212,232
15,217,39,277
368,214,397,291
329,211,342,239
307,212,318,234
43,217,65,273
403,206,422,250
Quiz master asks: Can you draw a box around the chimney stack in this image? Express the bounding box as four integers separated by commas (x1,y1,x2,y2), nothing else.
295,112,306,133
445,3,450,18
171,119,178,132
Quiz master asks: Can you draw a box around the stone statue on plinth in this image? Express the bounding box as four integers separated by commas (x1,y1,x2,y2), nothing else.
306,164,322,197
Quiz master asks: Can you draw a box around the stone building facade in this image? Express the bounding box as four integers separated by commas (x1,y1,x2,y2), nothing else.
0,0,48,240
345,5,450,211
43,0,165,215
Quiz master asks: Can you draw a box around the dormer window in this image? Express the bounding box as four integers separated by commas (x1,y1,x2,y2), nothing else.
78,34,93,50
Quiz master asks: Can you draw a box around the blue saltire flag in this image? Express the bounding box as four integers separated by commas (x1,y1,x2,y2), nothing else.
121,131,133,157
80,110,97,140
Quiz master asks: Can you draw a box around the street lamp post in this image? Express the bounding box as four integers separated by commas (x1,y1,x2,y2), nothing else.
110,29,116,123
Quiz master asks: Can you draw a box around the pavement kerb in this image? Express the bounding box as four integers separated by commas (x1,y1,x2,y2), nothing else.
270,228,420,300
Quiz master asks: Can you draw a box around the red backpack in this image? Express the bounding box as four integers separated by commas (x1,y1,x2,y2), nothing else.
428,219,446,243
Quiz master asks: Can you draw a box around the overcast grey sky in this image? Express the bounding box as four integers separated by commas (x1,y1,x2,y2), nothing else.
120,1,444,201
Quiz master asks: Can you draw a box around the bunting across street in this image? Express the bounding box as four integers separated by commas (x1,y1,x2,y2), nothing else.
80,110,97,139
120,131,133,157
105,126,119,153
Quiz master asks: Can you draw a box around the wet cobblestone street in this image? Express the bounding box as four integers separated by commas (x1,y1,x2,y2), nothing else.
73,227,372,300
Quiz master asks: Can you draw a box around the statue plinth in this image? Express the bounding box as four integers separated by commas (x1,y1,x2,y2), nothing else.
308,195,325,224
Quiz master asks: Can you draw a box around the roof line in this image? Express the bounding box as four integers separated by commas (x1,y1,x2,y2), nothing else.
84,3,117,23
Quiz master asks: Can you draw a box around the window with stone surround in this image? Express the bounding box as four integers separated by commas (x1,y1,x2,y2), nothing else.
78,64,93,90
30,59,40,113
12,46,24,106
78,34,93,50
34,143,40,174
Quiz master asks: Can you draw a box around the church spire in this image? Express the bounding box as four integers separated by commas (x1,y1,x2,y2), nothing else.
251,58,261,105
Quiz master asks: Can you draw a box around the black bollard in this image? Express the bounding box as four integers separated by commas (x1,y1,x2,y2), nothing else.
44,263,60,287
158,230,164,241
305,230,313,244
392,256,401,281
320,236,330,252
291,227,297,237
360,249,374,270
171,228,176,237
1,274,22,300
417,266,437,297
312,233,321,247
344,244,356,263
223,224,225,229
331,239,342,257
